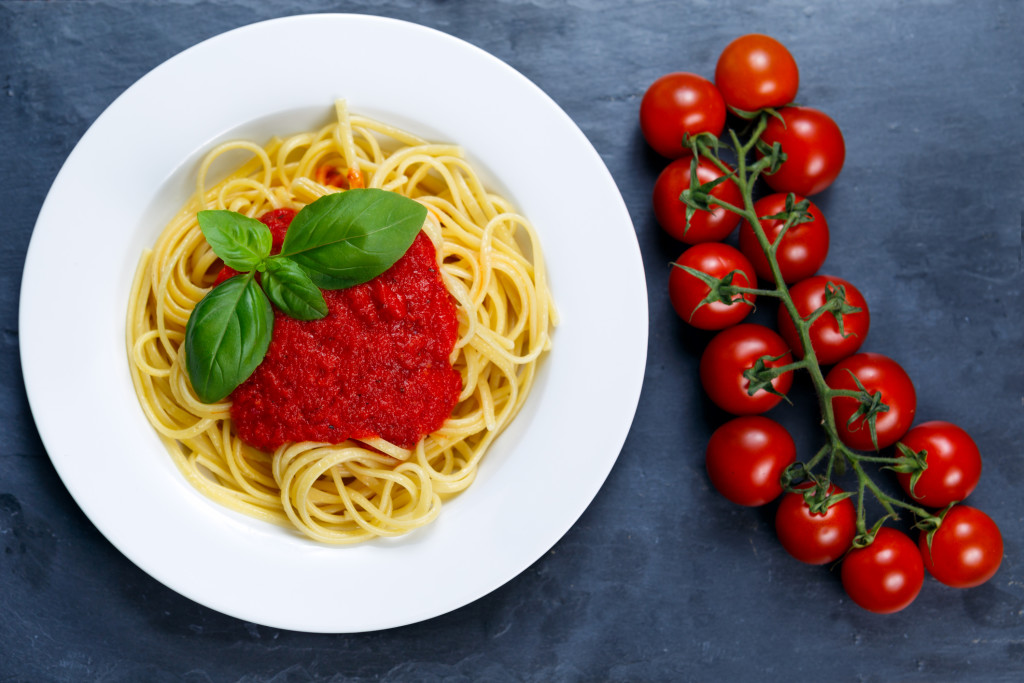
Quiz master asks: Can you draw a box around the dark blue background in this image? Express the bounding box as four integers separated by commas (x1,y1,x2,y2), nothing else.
3,1,1022,680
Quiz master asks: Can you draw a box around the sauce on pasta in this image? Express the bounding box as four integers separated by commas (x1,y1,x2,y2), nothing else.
230,227,462,452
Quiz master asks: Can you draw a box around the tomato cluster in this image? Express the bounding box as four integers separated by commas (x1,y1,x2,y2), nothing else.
642,34,1002,614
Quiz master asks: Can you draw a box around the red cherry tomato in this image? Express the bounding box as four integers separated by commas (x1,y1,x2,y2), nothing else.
714,34,799,113
896,422,983,508
699,323,794,415
653,157,743,244
760,106,846,196
919,505,1002,589
775,483,857,564
777,275,870,366
705,416,796,506
826,353,916,451
842,527,924,614
669,243,757,330
738,193,829,284
640,72,727,158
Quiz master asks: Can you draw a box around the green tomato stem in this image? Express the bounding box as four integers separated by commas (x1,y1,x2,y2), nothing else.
695,111,935,540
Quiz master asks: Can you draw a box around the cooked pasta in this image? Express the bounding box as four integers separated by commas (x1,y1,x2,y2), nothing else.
127,101,555,544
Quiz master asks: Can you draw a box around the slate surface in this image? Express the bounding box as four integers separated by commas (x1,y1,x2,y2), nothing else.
2,1,1022,681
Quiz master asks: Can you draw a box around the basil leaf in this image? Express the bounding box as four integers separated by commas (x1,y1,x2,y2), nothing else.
197,210,273,272
280,189,426,289
261,257,329,321
184,273,273,403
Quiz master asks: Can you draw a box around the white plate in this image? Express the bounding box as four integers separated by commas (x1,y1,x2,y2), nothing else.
20,14,647,633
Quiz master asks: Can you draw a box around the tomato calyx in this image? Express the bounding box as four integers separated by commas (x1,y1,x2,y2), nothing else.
913,502,953,547
760,192,814,234
726,104,789,122
754,135,786,175
742,352,797,400
832,370,890,450
822,282,863,336
794,477,854,515
670,263,756,321
801,281,864,338
677,156,740,236
683,131,723,157
885,442,930,497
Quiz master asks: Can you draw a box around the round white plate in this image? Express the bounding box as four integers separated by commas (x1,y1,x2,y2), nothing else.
20,14,647,633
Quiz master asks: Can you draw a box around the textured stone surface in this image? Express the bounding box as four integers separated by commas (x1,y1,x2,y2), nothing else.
2,1,1022,680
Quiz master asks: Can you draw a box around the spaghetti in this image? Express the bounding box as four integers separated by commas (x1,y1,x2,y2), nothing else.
127,101,555,544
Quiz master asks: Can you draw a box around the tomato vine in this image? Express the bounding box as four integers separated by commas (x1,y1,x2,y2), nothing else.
641,34,1003,613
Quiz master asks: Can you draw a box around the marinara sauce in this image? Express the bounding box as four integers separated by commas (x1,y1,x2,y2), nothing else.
224,209,462,452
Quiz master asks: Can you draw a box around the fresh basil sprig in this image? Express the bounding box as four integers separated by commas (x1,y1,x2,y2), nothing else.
183,188,427,403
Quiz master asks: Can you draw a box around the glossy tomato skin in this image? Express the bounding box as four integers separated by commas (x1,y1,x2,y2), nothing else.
778,275,870,366
705,416,796,506
842,527,924,614
653,157,743,244
738,193,829,284
919,505,1002,588
714,34,799,113
760,106,845,196
640,72,727,158
826,353,916,451
896,422,982,508
775,483,857,564
699,323,794,415
669,243,757,330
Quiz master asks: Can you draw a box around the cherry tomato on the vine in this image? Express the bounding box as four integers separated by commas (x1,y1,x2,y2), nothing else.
919,505,1002,589
760,106,845,197
699,323,794,415
705,416,796,506
653,156,743,244
775,483,857,565
714,34,799,113
640,72,727,159
777,275,870,366
896,421,982,508
669,242,757,330
738,193,829,284
841,527,924,614
826,352,916,451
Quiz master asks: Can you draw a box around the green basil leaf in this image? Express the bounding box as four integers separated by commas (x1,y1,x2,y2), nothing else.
184,273,274,403
197,210,273,272
279,189,426,289
261,257,329,321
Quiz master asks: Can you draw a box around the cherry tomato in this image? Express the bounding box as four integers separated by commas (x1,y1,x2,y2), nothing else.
841,527,924,614
714,34,799,113
919,505,1002,589
738,193,829,284
669,243,757,330
775,483,856,564
705,416,796,506
777,275,870,366
760,106,845,196
896,421,982,508
653,157,743,244
699,323,794,415
826,353,916,451
640,72,727,158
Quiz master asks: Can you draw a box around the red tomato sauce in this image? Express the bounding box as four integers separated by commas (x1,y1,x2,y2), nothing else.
222,210,462,452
